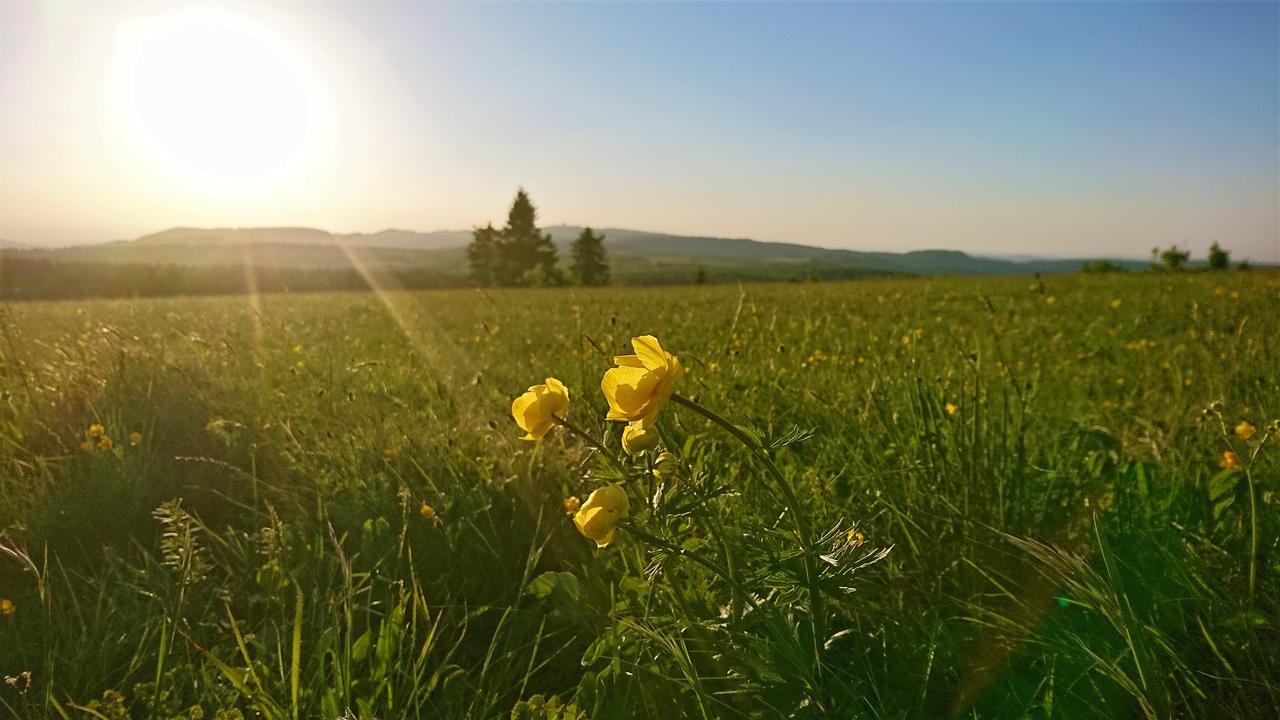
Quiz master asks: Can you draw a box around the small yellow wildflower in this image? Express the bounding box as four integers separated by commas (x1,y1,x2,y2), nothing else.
846,529,866,549
621,422,660,454
129,431,142,446
511,378,570,441
562,496,581,516
419,502,438,520
0,598,12,617
601,336,683,425
97,435,113,450
573,485,629,548
1045,296,1056,305
88,423,105,438
1219,451,1241,470
1234,421,1256,441
80,440,93,453
944,402,959,417
383,447,398,460
1110,299,1122,309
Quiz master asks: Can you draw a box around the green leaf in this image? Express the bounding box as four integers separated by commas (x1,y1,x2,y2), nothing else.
1208,470,1240,502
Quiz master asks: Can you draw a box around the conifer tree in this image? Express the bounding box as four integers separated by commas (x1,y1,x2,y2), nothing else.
569,227,610,286
466,223,501,286
500,189,562,286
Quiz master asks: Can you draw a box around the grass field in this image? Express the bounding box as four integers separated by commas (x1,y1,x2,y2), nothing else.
0,271,1276,719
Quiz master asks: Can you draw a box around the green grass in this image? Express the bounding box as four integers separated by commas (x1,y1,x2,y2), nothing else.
0,271,1276,719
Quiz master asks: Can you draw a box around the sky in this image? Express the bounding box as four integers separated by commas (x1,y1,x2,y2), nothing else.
1,1,1276,261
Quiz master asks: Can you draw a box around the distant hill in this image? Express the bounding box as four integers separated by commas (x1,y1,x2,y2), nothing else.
11,225,1155,279
133,226,472,251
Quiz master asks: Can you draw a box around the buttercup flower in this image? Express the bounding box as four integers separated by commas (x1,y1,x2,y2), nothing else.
0,598,12,617
1219,451,1241,470
573,484,629,548
97,435,113,450
511,378,570,441
621,422,660,454
601,336,683,424
88,423,105,438
383,447,398,460
653,451,679,481
945,402,959,417
129,431,142,446
419,502,438,520
1234,421,1256,441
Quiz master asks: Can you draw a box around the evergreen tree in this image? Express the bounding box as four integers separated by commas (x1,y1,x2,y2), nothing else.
500,189,562,286
466,223,501,286
1207,241,1230,270
569,227,610,286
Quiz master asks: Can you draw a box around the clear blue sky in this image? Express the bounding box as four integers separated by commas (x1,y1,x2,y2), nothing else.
2,0,1277,260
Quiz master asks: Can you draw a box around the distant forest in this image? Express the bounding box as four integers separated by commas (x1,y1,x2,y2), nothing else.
0,256,467,301
0,254,890,301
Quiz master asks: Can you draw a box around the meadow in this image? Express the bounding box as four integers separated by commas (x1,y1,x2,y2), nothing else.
0,271,1276,719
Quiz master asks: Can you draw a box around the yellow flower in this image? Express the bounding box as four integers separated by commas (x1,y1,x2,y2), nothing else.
511,378,570,441
562,496,581,515
1219,451,1241,470
419,502,437,520
97,435,113,449
1234,421,1256,441
383,447,398,460
601,336,683,424
1045,296,1056,305
653,451,679,481
80,440,93,453
129,431,142,446
88,423,105,438
573,484,629,548
0,598,12,617
1110,299,1122,309
944,402,959,417
621,422,660,454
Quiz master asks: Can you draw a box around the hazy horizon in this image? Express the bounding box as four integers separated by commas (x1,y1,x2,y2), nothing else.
2,1,1277,261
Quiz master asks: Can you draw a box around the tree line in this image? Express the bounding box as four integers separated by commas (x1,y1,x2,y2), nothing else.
1083,242,1250,273
0,256,466,301
1150,241,1248,271
466,189,610,287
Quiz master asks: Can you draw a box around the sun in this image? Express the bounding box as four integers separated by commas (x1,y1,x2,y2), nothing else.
111,15,320,184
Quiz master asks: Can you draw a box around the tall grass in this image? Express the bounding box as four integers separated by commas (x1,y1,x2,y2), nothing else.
0,272,1276,718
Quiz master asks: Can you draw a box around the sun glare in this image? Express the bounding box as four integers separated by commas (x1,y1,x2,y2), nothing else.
111,15,325,187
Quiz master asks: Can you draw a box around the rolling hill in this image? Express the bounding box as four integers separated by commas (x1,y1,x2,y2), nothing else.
8,226,1151,279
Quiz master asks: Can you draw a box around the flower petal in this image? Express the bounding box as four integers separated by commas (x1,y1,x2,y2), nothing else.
631,336,667,371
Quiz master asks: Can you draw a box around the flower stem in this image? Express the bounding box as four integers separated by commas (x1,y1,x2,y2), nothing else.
670,393,825,676
671,394,812,539
621,523,760,613
553,416,627,476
